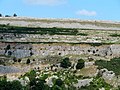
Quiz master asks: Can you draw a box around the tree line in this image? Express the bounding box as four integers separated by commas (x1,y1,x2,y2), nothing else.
0,13,17,17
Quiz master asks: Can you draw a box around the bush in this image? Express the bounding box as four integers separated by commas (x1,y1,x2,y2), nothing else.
0,79,22,90
76,59,85,69
55,79,63,86
95,58,120,75
60,57,71,68
0,14,2,17
13,13,17,17
5,15,10,17
30,52,34,56
13,57,17,62
80,76,112,90
18,59,21,63
26,59,30,64
8,51,12,56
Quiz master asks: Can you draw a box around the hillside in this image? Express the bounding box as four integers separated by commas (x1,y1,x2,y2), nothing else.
0,17,120,30
0,17,120,89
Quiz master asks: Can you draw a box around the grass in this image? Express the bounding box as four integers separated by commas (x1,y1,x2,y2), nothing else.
0,24,88,36
110,34,120,37
77,33,88,36
1,18,120,28
95,57,120,75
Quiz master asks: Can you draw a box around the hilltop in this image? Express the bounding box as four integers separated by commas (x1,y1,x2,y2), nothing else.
0,17,120,30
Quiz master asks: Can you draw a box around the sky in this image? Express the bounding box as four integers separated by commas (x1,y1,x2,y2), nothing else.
0,0,120,21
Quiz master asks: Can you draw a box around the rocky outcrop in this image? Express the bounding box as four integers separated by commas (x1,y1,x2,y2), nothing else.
0,65,20,74
99,68,115,80
0,42,120,58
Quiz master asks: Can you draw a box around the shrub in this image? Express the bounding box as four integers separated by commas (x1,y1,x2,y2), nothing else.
60,57,71,68
5,15,10,17
0,79,22,90
13,57,17,62
18,59,21,63
6,45,11,50
26,59,30,64
8,51,12,56
76,59,85,69
95,58,120,75
0,14,2,17
13,13,17,17
30,52,34,56
55,79,63,86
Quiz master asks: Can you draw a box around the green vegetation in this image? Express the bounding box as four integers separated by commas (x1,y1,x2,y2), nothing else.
0,69,113,90
76,59,85,69
60,57,71,68
5,44,11,53
20,69,77,90
95,57,120,75
110,34,120,37
89,43,103,46
0,24,88,36
0,76,22,90
77,33,88,36
80,76,112,90
0,14,2,17
26,58,30,64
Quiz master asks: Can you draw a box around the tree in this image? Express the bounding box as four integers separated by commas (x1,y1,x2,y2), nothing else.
6,44,11,50
30,52,34,56
10,80,22,90
0,36,3,39
8,51,12,56
0,78,22,90
55,79,63,87
0,14,2,17
5,45,11,53
13,13,17,17
5,15,10,17
26,59,30,64
13,57,17,62
76,59,85,69
60,57,71,68
18,59,21,63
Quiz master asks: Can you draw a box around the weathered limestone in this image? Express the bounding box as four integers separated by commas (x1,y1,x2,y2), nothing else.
0,65,20,74
99,68,115,80
74,78,93,88
0,42,120,58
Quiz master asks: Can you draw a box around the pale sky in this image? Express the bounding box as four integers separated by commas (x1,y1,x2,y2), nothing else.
0,0,120,21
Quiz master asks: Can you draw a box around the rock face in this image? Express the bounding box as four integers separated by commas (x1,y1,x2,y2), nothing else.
99,68,115,80
74,78,93,88
0,42,120,58
0,17,120,58
5,49,31,58
0,65,20,74
32,44,117,58
110,45,120,57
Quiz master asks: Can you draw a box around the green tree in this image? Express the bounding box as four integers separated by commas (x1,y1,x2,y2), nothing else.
10,80,22,90
55,79,63,87
0,78,22,90
60,58,71,68
0,14,2,17
5,44,11,53
26,59,30,64
76,59,85,69
13,13,17,17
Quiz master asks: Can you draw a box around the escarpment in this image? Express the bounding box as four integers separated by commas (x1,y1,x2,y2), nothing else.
0,42,120,58
0,17,120,74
